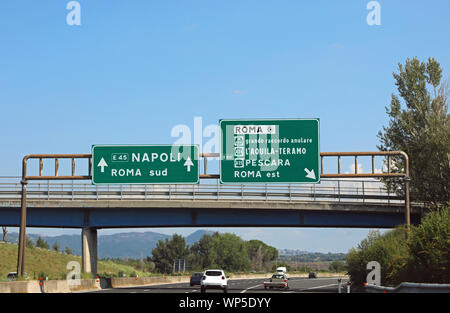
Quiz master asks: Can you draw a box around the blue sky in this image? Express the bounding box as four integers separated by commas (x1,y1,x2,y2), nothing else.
1,0,449,253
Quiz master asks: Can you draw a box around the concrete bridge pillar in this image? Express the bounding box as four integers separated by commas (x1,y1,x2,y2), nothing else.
81,227,97,277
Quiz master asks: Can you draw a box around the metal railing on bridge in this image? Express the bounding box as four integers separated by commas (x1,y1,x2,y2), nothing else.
0,176,402,204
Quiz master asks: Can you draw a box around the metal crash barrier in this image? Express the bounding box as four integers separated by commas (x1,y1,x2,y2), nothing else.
365,282,450,293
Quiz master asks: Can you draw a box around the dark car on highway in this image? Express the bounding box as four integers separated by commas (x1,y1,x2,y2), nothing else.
190,272,203,286
308,272,317,279
7,272,28,281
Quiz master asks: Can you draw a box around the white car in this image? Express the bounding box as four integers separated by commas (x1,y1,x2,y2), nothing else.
200,269,228,293
263,273,289,289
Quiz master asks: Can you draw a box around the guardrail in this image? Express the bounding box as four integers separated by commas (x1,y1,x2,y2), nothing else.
0,177,403,203
364,282,450,293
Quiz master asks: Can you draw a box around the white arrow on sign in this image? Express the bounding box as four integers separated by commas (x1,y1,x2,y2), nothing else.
304,168,316,180
184,157,194,172
97,158,108,173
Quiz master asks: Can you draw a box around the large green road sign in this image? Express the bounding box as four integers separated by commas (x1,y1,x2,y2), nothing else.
220,119,320,184
92,145,199,184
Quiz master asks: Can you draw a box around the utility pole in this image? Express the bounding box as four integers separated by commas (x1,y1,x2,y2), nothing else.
2,226,8,242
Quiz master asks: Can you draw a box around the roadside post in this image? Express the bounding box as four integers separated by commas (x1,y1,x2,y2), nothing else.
338,278,342,293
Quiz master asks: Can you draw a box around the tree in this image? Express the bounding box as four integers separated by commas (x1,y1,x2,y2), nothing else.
378,57,450,208
210,233,251,272
36,236,50,249
25,236,34,249
151,239,171,273
246,240,278,271
151,232,277,274
53,242,60,252
329,260,346,273
65,247,73,255
151,234,189,274
187,242,203,271
197,234,216,269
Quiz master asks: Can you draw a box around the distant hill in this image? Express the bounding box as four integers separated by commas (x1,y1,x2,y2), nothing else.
6,230,215,259
278,250,347,262
278,249,310,256
185,230,215,246
8,233,83,255
4,230,345,261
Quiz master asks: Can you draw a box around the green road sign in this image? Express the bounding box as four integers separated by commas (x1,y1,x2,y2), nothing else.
220,119,320,184
92,145,199,185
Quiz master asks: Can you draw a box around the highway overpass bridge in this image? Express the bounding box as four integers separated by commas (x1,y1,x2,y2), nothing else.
1,177,423,276
3,151,421,277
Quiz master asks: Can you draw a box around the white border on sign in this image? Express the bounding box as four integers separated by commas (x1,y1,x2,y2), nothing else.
91,144,200,185
219,118,321,185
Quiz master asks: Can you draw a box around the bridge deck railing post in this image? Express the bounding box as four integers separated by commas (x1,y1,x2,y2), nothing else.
338,180,341,202
217,180,220,200
362,181,365,203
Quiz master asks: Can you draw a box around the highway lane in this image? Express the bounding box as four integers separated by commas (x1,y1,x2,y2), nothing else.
90,277,348,294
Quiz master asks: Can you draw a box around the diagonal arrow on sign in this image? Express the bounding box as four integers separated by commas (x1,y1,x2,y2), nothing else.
304,168,316,180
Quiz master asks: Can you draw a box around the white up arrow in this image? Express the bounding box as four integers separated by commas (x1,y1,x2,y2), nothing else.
97,158,108,173
184,157,194,172
304,168,316,180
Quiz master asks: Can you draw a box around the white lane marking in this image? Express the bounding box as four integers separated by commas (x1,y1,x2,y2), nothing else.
303,283,338,291
306,278,344,281
285,283,338,293
240,284,263,294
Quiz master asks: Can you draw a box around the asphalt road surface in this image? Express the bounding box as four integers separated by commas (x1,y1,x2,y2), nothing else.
90,277,348,294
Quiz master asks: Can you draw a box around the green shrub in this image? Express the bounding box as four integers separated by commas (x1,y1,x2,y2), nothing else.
346,229,409,287
329,260,347,273
346,206,450,286
406,206,450,283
